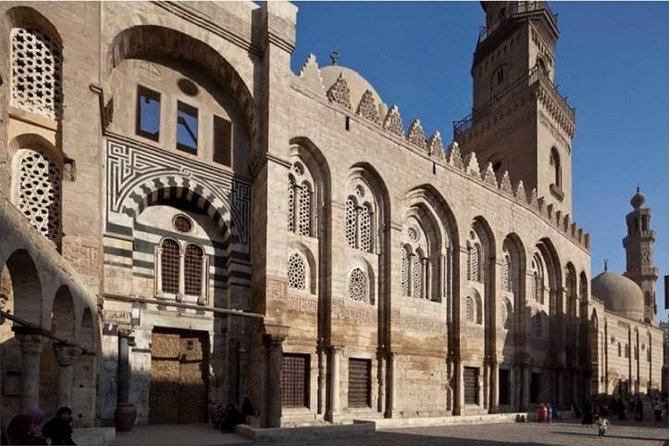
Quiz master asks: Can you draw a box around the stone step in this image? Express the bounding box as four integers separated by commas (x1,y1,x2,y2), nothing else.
73,427,116,446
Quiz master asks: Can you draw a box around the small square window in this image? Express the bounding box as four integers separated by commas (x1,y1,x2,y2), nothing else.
213,115,232,166
176,101,198,154
136,86,161,141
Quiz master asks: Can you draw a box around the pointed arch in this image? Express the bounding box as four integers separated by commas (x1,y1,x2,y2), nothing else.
50,285,75,341
1,249,43,325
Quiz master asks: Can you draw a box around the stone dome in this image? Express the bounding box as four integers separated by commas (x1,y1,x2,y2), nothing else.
591,271,644,320
320,65,386,112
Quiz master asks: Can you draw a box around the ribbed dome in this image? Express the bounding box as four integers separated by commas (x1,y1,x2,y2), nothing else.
320,65,386,111
591,271,644,320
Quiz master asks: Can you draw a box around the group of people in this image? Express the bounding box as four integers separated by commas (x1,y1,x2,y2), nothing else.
212,397,255,433
536,402,559,423
3,406,76,445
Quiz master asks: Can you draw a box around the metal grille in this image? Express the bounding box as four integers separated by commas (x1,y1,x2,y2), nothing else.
287,177,295,232
173,214,192,233
400,246,410,296
348,358,371,408
298,182,311,236
465,296,475,323
345,197,357,248
463,367,479,405
281,354,309,408
161,239,180,294
184,244,203,295
287,252,306,290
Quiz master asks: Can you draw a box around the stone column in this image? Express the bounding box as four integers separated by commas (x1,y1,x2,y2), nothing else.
376,348,385,414
264,333,285,428
53,343,82,408
14,329,43,410
454,360,464,415
317,340,326,415
520,365,530,411
490,361,499,413
326,345,342,421
385,351,395,418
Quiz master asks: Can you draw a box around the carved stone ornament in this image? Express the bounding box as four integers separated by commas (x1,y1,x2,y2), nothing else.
427,131,444,157
326,73,352,109
17,334,43,356
447,142,464,169
515,180,527,203
406,119,427,148
298,53,326,98
356,89,380,123
500,171,513,194
383,105,404,136
482,163,497,187
529,188,539,209
464,151,480,176
53,344,82,366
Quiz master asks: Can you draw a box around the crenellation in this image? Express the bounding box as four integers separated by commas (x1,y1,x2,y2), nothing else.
482,162,498,188
463,151,480,176
383,105,404,136
500,171,513,194
356,89,381,124
426,131,444,157
514,180,527,203
406,119,427,149
326,73,352,109
298,53,326,98
446,141,464,169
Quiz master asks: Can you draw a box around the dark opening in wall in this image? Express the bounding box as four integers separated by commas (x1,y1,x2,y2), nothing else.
213,116,232,167
345,116,350,131
177,101,198,154
136,86,161,141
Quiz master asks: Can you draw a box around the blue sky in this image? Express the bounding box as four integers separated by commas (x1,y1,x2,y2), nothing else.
291,1,669,321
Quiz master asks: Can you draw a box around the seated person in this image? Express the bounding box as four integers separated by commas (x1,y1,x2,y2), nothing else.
42,407,76,445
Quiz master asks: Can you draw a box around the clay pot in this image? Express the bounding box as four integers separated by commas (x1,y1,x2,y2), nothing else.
115,403,137,432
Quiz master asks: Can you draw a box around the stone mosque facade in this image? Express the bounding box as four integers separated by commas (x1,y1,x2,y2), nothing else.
0,0,664,428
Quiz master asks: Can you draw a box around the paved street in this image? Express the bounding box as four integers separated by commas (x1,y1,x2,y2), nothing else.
110,420,669,446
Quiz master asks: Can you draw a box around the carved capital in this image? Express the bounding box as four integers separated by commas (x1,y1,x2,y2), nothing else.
16,333,44,356
53,344,82,366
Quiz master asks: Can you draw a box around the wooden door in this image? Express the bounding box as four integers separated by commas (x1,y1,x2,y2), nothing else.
149,330,208,424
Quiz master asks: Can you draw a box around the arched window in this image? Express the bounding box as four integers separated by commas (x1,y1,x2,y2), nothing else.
184,244,204,295
617,342,622,357
400,246,410,296
287,252,307,291
502,252,511,292
287,176,295,232
11,27,62,119
411,251,424,299
465,296,475,323
14,147,62,244
550,147,561,189
345,197,357,248
298,182,312,236
160,239,180,294
532,257,545,304
469,243,482,282
348,267,368,303
359,204,372,252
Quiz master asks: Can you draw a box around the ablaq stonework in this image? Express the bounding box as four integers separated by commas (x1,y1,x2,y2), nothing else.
0,1,663,428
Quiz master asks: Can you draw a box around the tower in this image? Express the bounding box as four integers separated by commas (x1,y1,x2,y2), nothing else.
454,1,576,214
623,188,659,325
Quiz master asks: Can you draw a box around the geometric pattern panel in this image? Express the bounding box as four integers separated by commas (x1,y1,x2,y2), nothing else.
11,28,62,120
106,139,250,247
287,252,306,291
348,267,368,303
15,147,62,244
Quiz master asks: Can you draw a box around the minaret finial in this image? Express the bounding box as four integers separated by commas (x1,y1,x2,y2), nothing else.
604,259,608,272
636,184,640,194
329,51,339,66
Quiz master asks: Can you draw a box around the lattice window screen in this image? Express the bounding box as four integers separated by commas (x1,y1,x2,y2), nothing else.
345,197,357,248
400,247,410,296
281,354,309,408
348,268,368,303
16,148,61,243
287,177,295,232
287,252,306,291
348,358,371,408
502,253,510,292
471,244,481,282
411,255,423,299
184,244,203,295
359,204,372,252
465,296,475,323
161,240,180,294
11,28,62,119
298,182,311,236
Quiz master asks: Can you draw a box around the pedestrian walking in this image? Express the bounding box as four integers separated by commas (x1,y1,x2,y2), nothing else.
596,416,609,437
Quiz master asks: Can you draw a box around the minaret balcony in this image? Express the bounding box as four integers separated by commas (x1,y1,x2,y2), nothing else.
453,64,575,139
478,1,559,45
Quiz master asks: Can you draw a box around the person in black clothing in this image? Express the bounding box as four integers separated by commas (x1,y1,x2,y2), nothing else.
581,401,594,427
241,397,255,424
219,404,243,433
41,407,76,445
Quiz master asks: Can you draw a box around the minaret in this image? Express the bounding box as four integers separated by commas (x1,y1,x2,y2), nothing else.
454,1,576,215
623,188,659,325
